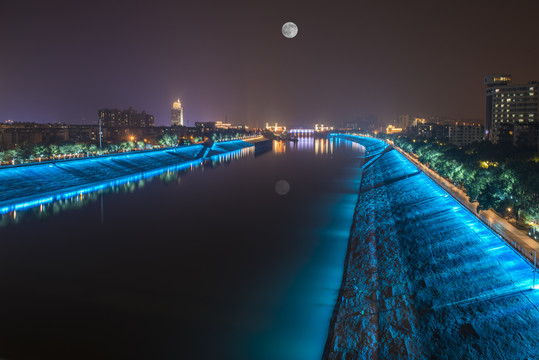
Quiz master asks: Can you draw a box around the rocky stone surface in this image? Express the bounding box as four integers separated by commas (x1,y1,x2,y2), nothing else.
324,137,539,360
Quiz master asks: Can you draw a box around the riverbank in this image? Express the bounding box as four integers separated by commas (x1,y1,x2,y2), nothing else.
392,143,539,265
0,137,368,360
0,139,255,214
324,135,539,359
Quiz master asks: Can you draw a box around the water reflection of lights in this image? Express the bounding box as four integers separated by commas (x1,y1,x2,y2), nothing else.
0,147,254,226
333,138,362,154
296,138,314,151
274,138,341,156
314,138,334,156
209,146,253,166
273,141,287,154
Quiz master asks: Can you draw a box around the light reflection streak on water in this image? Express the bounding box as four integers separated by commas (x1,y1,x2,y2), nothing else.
273,140,286,155
273,138,357,157
314,138,335,156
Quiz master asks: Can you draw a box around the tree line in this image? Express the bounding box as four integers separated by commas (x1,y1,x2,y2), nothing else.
0,131,250,165
391,135,539,225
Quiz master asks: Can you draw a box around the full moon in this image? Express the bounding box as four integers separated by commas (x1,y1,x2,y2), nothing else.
282,22,298,38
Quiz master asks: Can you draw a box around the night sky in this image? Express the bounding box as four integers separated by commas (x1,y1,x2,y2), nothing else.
1,0,539,127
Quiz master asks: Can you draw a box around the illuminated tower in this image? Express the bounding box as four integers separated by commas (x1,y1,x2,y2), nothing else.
171,98,183,126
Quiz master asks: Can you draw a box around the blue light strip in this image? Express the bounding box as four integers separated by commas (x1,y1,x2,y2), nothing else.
0,159,202,215
0,143,254,215
337,134,538,292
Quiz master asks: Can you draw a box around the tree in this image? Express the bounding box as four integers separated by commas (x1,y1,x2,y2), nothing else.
88,144,98,155
32,144,47,161
158,133,178,147
107,143,119,153
119,141,136,151
59,143,75,158
6,149,24,164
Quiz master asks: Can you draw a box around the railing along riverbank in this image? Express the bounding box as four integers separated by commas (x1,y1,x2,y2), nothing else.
0,139,260,214
392,142,539,270
0,135,261,167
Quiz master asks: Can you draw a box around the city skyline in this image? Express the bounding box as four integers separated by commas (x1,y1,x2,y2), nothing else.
2,1,539,127
1,1,539,356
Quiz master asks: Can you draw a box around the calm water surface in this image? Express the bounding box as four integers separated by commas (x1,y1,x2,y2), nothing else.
0,138,364,360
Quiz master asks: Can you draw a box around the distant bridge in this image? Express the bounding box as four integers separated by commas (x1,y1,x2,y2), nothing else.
289,129,314,136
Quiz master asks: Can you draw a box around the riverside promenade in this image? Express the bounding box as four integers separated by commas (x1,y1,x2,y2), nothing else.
324,134,539,360
0,139,257,214
392,142,539,266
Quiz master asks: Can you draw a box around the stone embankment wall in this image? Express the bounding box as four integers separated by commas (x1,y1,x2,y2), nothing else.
324,135,539,360
0,140,254,210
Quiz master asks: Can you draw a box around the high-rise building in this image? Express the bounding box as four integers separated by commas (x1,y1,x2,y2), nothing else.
98,109,125,127
485,75,539,146
416,123,448,140
448,125,484,146
171,98,183,126
396,114,411,129
194,122,216,133
98,108,154,128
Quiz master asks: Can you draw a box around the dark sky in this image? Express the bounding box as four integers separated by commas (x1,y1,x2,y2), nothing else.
1,0,539,128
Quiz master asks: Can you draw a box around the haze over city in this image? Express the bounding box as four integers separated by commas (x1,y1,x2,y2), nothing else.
2,0,539,127
2,1,539,359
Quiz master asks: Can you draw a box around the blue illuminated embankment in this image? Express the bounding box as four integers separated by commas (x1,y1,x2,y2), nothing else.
329,134,388,158
0,141,254,215
324,135,539,359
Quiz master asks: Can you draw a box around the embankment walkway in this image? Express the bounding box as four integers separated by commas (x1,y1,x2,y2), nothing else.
0,139,256,214
324,134,539,360
392,143,539,263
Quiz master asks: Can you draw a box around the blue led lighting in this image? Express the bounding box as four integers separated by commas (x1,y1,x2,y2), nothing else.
0,141,254,215
335,134,537,293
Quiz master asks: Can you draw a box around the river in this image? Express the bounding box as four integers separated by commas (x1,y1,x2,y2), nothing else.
0,138,364,360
